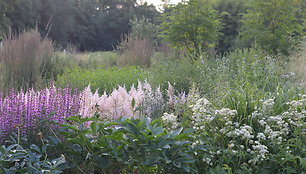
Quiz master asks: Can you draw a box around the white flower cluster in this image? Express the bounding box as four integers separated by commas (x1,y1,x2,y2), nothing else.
190,98,214,129
191,98,211,112
262,98,275,107
226,125,254,140
257,133,266,140
161,113,178,130
215,108,237,116
189,96,306,166
202,157,213,166
261,98,275,112
249,142,269,164
192,139,204,148
251,110,263,118
190,98,237,130
287,97,306,109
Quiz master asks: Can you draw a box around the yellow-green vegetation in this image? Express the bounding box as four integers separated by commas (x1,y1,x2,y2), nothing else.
56,66,147,94
0,0,305,173
57,51,118,69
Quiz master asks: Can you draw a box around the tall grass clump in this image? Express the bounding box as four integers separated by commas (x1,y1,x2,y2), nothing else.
116,17,158,67
0,29,57,91
59,51,118,69
116,35,154,67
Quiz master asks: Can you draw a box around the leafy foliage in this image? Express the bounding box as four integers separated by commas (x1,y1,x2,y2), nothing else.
148,55,200,93
0,0,12,33
214,0,246,54
116,17,159,67
0,139,66,173
160,0,221,60
3,0,160,51
240,0,305,55
129,16,159,42
55,116,195,173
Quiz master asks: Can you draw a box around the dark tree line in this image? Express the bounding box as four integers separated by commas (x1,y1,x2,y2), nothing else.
1,0,304,54
0,0,159,51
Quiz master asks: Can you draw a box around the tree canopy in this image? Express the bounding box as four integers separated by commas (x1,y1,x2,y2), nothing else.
0,0,305,54
240,0,305,55
160,0,221,60
1,0,159,51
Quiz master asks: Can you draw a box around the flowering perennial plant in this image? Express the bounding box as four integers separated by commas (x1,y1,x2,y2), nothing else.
79,81,187,120
80,81,163,119
187,96,306,172
0,86,80,142
166,82,187,109
0,82,187,142
161,112,178,130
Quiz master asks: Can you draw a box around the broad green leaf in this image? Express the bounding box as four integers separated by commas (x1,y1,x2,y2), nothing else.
173,161,181,168
152,127,164,135
60,124,79,132
30,144,41,154
169,127,183,138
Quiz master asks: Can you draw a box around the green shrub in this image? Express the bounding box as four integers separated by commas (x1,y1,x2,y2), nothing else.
148,56,200,94
180,94,306,174
195,48,305,120
0,134,66,173
197,49,283,94
54,116,195,174
148,48,302,118
148,48,288,96
56,66,147,94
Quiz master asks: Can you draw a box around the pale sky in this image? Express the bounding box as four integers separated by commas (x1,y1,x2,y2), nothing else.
144,0,182,7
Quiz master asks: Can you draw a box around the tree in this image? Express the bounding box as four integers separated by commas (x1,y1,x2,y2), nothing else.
0,0,14,33
129,17,159,41
160,0,221,61
240,0,305,55
4,0,159,51
5,0,41,30
214,0,246,54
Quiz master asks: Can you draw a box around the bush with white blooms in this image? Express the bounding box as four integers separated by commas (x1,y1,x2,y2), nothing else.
163,93,306,173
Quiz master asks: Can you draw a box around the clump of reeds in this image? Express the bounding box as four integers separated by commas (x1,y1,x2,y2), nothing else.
0,29,55,91
116,34,154,67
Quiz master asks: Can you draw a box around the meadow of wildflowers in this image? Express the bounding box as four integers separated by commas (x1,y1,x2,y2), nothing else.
0,80,305,173
0,51,305,173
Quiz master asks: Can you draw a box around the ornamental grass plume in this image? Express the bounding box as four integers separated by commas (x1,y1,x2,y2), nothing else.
0,86,80,142
0,29,56,91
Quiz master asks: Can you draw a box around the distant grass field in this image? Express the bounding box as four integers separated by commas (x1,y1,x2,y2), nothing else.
59,51,119,69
